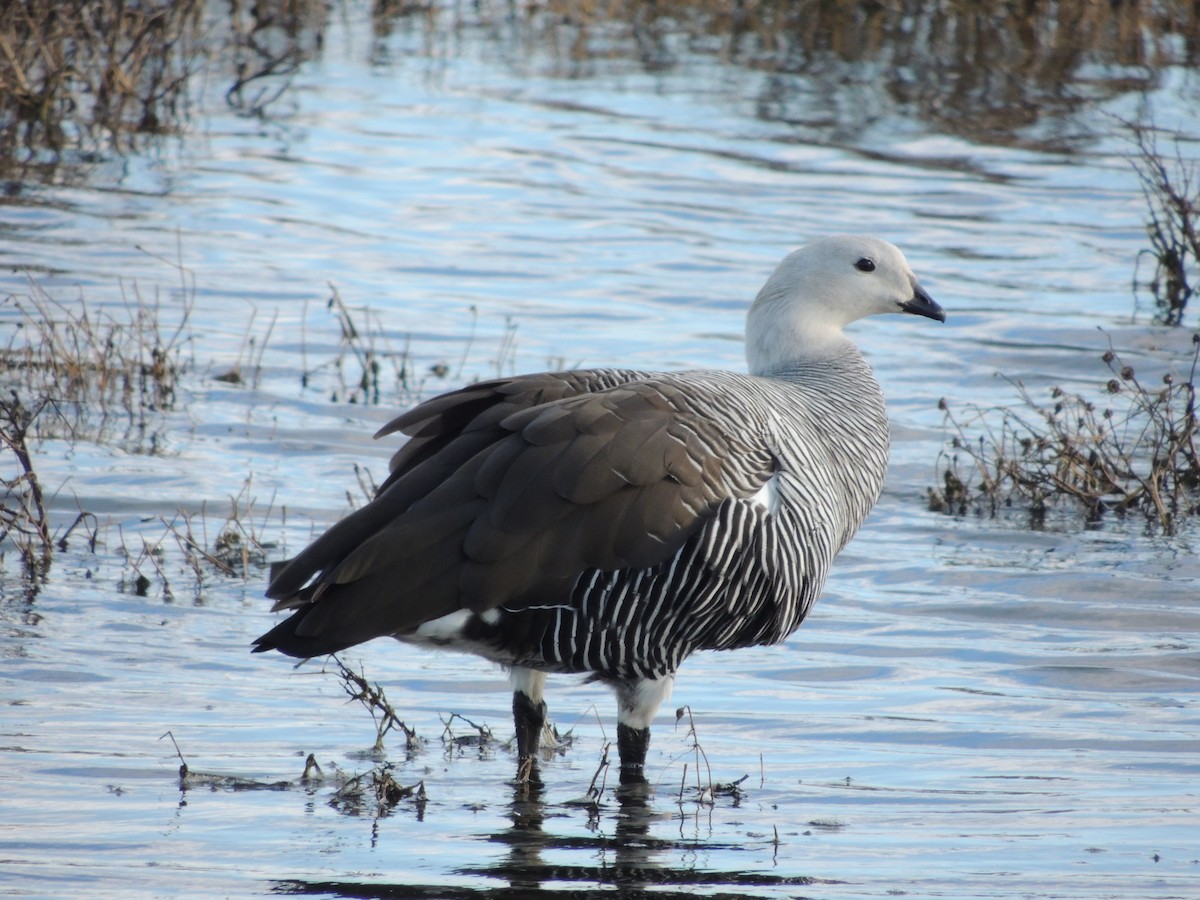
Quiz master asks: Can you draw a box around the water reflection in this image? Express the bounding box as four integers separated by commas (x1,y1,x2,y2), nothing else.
1,2,1198,899
3,0,1197,188
368,0,1199,148
273,781,822,898
0,0,325,182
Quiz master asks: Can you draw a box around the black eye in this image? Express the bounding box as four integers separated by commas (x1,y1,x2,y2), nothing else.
855,257,876,272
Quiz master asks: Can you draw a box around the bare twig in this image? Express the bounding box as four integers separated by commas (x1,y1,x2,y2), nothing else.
330,657,419,753
1128,121,1200,326
440,711,494,752
0,391,54,576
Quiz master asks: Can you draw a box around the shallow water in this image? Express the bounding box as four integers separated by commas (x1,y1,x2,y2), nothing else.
2,3,1199,898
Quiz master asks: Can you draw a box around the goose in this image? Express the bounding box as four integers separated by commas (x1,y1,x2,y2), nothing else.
254,235,945,786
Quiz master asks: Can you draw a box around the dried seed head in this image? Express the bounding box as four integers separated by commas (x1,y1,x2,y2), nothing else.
1107,379,1121,394
1102,350,1116,363
1163,373,1174,385
1120,366,1135,380
938,397,948,411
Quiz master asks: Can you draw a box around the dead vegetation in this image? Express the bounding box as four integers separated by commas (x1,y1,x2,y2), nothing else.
330,657,420,754
128,477,280,601
1130,122,1200,326
0,0,204,165
930,337,1200,533
115,492,274,601
0,276,192,447
931,123,1200,532
0,0,331,177
298,288,525,408
440,711,497,758
668,706,748,807
5,0,1195,183
0,268,490,592
307,286,423,406
0,268,221,590
163,729,427,819
572,742,613,810
328,762,427,819
0,392,53,577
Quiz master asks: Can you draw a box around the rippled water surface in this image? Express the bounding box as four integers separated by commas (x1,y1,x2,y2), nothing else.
2,4,1199,898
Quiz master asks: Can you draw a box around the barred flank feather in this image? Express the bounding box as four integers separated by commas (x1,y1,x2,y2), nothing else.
471,358,888,681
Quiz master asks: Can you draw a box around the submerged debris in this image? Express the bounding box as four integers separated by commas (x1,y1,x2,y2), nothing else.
161,730,426,818
329,762,427,819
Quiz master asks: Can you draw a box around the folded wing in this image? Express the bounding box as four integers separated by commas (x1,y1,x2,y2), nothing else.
254,369,775,658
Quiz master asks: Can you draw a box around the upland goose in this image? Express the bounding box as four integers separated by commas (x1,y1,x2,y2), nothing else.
254,235,945,785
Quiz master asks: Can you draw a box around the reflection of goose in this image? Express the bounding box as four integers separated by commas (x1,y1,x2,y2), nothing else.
474,780,665,892
254,236,944,785
465,783,821,896
273,783,826,897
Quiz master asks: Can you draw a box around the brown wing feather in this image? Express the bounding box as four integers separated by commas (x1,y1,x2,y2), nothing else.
266,372,624,602
256,369,775,659
378,370,646,483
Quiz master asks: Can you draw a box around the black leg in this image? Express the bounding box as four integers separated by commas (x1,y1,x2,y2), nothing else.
616,722,650,785
513,689,547,783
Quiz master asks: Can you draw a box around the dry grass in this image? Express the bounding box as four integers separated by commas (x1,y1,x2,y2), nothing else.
297,286,490,408
669,705,748,805
0,270,480,593
4,0,1196,178
162,730,426,816
574,741,612,809
0,275,195,579
0,0,204,163
1,277,192,446
0,277,190,583
311,286,414,406
116,536,168,599
440,711,497,756
931,122,1200,531
930,337,1200,533
152,477,278,600
0,0,332,174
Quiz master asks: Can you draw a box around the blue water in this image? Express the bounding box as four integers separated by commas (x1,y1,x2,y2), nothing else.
1,4,1198,898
